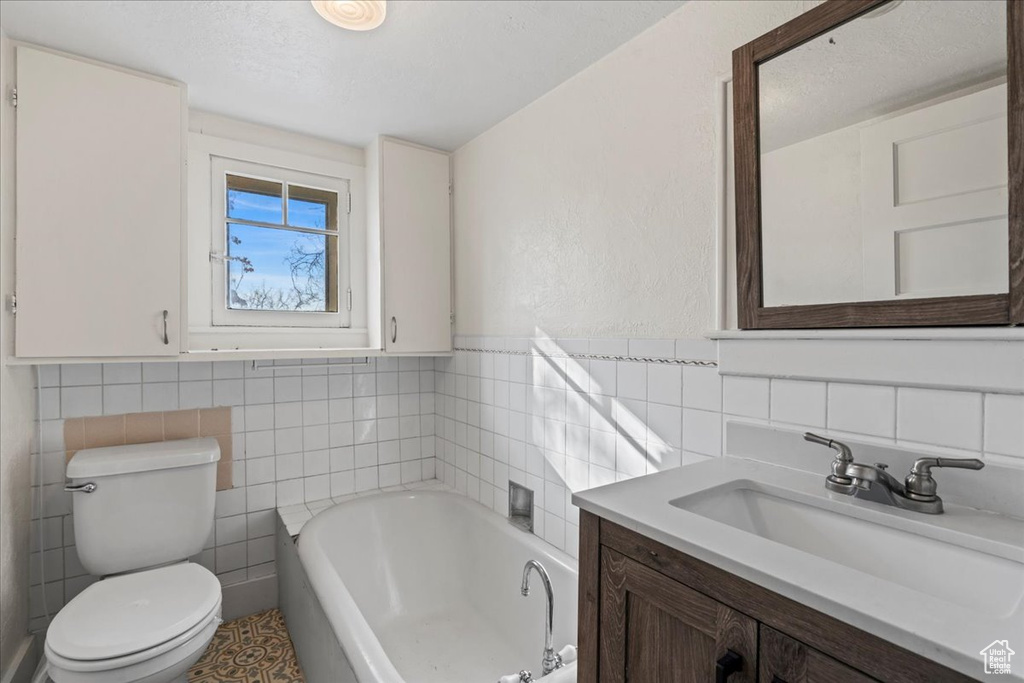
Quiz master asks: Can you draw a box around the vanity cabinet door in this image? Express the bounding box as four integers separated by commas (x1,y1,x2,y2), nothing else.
599,548,757,683
759,625,878,683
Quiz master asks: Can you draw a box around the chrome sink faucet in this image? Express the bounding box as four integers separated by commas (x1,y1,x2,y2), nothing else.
521,560,563,676
803,432,983,514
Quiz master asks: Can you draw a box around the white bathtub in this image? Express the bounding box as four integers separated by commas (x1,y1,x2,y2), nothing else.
285,490,578,683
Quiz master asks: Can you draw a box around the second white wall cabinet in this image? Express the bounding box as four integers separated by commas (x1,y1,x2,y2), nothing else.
369,137,453,354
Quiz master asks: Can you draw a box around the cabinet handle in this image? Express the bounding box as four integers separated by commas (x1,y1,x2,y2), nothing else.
162,310,169,345
771,677,788,683
391,316,397,344
715,650,743,683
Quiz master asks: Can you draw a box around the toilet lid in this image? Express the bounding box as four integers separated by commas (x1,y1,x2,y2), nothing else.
47,563,221,661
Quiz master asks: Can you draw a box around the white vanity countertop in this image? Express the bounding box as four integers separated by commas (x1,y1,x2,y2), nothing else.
572,457,1024,681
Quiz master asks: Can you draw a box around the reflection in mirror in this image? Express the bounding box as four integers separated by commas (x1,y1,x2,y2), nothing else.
758,0,1008,308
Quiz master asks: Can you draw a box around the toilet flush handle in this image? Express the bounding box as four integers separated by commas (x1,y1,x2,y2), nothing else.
64,482,97,493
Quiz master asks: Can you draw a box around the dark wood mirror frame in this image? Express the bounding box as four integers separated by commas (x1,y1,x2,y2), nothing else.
733,0,1023,329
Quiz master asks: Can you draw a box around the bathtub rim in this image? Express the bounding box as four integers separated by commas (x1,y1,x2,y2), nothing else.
295,489,578,683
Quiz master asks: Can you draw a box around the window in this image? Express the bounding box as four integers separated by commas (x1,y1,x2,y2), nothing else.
211,158,351,328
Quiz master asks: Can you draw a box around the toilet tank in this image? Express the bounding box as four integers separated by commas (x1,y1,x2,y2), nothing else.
66,438,220,576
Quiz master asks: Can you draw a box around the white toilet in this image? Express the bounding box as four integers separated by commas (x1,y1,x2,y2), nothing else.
44,438,223,683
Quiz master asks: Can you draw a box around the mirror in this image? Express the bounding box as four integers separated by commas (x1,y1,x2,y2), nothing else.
733,0,1022,328
760,0,1007,307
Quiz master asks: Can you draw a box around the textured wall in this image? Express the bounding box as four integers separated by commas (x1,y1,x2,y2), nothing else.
0,29,37,677
452,1,809,338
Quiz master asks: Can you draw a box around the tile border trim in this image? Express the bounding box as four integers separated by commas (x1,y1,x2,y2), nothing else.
452,347,718,368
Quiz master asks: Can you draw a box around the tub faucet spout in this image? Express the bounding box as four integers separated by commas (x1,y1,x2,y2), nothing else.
521,560,562,676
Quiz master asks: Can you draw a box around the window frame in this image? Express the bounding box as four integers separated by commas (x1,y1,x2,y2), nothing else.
210,156,352,329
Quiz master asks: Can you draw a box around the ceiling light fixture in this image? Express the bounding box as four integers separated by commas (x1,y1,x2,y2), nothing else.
311,0,386,31
862,0,903,19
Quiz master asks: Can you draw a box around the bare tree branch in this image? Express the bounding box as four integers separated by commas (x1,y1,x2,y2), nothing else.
228,232,327,312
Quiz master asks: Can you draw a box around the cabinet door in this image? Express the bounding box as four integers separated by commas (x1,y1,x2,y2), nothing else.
759,625,878,683
600,548,757,683
380,138,451,354
15,46,183,357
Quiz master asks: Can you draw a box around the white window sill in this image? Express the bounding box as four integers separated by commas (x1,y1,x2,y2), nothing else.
182,347,383,362
7,346,454,366
188,326,370,353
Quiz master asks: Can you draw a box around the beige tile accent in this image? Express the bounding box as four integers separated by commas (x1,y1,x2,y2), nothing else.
213,434,232,460
65,408,233,491
163,409,199,440
82,415,126,450
200,407,231,438
214,433,233,491
63,418,85,452
126,412,164,445
216,458,233,491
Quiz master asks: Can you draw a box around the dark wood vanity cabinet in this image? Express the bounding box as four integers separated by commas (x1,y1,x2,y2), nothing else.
758,626,876,683
578,511,976,683
599,548,757,682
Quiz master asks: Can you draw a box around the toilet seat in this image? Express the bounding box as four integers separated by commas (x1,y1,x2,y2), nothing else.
46,562,221,675
45,610,220,683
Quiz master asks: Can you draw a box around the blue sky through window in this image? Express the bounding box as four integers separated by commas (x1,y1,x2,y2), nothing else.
288,196,328,229
227,187,281,224
227,224,331,311
225,183,335,312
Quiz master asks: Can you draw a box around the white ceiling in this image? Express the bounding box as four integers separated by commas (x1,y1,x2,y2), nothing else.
0,0,684,150
759,0,1006,151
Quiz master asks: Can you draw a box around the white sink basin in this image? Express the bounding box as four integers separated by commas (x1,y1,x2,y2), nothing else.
576,456,1024,679
671,481,1024,618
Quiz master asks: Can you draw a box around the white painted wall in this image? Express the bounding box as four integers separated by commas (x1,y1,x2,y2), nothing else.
445,0,1022,568
452,0,809,338
760,124,862,307
0,29,38,679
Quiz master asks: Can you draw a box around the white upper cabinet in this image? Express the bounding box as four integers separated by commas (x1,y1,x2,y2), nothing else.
14,46,184,358
10,46,451,360
371,138,452,354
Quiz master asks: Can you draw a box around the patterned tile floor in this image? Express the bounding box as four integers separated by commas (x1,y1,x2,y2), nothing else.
189,609,305,683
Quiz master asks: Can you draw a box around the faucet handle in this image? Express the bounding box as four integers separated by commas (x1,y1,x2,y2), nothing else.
905,457,984,501
803,432,853,462
804,432,854,488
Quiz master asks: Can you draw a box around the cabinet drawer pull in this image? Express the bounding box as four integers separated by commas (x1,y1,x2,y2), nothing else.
715,650,743,682
391,316,397,344
771,676,788,683
162,310,169,345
